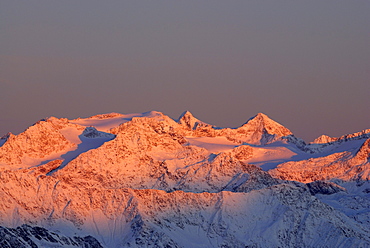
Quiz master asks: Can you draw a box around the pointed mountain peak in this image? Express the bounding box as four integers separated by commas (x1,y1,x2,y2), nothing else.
178,110,194,120
242,113,292,137
255,112,269,119
312,134,335,144
248,112,274,122
177,111,210,130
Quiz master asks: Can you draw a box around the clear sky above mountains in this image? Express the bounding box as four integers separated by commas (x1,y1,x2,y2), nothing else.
1,1,369,142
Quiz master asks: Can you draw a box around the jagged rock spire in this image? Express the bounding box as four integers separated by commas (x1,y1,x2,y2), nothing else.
236,113,292,145
177,111,209,130
243,113,292,137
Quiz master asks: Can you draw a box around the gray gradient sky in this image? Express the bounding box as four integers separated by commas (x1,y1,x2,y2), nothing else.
1,1,369,142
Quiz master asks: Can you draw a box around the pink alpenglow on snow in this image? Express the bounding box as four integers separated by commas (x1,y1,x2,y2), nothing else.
0,111,369,247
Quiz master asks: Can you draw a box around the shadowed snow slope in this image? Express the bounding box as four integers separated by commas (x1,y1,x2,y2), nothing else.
0,111,369,247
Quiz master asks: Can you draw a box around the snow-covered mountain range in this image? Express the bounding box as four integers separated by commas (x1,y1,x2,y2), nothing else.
0,111,369,247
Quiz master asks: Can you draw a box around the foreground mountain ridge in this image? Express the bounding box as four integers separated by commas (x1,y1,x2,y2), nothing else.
0,111,369,247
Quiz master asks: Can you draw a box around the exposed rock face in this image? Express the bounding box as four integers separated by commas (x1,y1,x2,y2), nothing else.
82,126,115,139
311,129,370,145
0,169,369,248
305,129,370,154
306,181,346,195
270,138,370,183
0,111,369,247
0,118,77,166
239,113,293,144
312,134,336,144
355,138,370,162
177,111,212,131
0,224,103,248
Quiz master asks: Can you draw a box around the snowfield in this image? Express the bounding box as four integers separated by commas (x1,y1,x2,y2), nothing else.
0,111,369,247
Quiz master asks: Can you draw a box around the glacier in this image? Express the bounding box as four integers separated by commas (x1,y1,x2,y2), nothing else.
0,111,369,247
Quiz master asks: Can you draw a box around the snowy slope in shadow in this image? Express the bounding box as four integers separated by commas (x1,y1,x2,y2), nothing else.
47,127,115,175
0,110,369,247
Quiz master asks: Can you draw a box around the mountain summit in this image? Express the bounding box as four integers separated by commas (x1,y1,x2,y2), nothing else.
243,113,292,136
177,111,211,130
0,111,369,247
235,113,293,145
